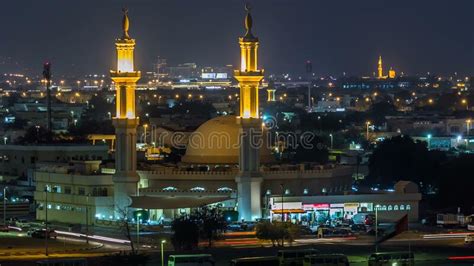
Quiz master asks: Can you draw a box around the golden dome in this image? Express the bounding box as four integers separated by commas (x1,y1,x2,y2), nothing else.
181,115,274,164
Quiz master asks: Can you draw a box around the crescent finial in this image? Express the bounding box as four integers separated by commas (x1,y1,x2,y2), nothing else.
244,3,253,37
122,8,130,39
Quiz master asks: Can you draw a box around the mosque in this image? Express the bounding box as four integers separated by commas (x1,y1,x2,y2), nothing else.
34,7,420,226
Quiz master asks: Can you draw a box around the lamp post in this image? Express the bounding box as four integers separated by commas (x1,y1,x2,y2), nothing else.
45,187,49,257
143,124,148,144
85,194,89,244
3,187,7,226
161,239,166,266
280,184,284,222
466,119,471,136
136,213,142,252
427,134,432,150
375,204,381,252
366,121,371,141
329,134,333,149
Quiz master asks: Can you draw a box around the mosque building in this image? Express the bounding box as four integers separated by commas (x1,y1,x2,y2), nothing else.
33,8,420,226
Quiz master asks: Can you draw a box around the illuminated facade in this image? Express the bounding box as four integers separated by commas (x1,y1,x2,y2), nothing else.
110,9,141,212
389,67,396,79
234,5,265,221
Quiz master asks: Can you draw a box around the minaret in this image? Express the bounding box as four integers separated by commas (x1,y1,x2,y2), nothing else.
378,56,383,79
110,8,141,214
267,80,276,102
234,4,264,221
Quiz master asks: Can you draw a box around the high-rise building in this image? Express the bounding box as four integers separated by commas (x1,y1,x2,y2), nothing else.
234,4,264,221
110,9,141,213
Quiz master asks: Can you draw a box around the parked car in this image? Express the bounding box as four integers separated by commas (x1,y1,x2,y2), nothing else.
350,224,367,232
31,229,58,239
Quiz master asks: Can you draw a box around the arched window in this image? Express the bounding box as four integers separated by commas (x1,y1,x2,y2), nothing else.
400,205,405,210
394,205,399,211
388,205,393,211
190,187,205,192
217,187,233,192
406,205,411,210
303,189,309,195
162,186,178,191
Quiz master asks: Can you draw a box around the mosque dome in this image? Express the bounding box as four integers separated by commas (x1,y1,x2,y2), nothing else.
181,115,274,164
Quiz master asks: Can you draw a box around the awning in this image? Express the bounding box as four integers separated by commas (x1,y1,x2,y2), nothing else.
130,195,231,209
271,209,306,214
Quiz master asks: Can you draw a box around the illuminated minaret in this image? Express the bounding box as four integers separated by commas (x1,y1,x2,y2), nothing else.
378,55,383,79
267,80,276,102
234,4,264,221
110,9,141,213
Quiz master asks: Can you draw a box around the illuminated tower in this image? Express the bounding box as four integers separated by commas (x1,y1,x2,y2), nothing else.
234,4,264,221
110,9,141,213
378,56,383,79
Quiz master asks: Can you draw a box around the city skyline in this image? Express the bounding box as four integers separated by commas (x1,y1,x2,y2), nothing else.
0,0,473,77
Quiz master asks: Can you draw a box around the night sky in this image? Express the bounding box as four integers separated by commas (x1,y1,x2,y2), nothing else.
1,0,473,77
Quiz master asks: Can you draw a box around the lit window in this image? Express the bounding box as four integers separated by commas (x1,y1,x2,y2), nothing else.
388,205,393,211
285,189,290,195
217,187,233,192
266,189,271,195
303,189,309,195
47,204,52,209
406,205,411,210
400,205,405,210
394,205,399,211
381,205,387,211
56,205,60,210
162,186,178,191
190,187,205,192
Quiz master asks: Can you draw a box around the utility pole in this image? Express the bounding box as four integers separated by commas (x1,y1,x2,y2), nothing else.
306,60,312,112
44,188,49,257
3,187,7,226
43,62,52,134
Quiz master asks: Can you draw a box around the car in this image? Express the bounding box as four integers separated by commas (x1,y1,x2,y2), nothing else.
0,226,9,232
350,224,367,232
465,234,474,245
31,229,58,239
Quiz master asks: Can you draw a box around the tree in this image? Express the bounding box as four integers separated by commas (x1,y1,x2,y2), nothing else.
367,135,443,190
256,221,300,247
171,215,199,251
194,207,227,247
436,154,474,213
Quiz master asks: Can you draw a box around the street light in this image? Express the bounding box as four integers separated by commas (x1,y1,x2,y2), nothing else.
161,239,166,266
45,187,49,257
466,119,472,136
3,187,7,226
136,213,142,252
462,99,469,110
329,134,333,149
366,121,371,141
375,204,381,252
280,184,284,222
143,124,148,144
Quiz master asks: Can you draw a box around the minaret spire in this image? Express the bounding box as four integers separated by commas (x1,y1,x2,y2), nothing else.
244,3,256,40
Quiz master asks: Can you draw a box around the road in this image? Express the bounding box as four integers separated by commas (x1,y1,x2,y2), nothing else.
0,228,473,265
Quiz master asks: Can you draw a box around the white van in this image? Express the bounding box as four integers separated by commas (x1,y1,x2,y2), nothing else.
168,254,215,266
